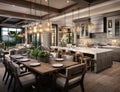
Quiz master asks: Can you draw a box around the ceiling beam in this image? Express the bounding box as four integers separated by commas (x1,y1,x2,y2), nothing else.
0,9,41,20
15,20,26,25
0,23,22,27
0,17,11,23
0,0,60,14
46,0,111,19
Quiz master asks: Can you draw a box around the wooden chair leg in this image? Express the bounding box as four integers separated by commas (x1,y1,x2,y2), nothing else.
3,70,7,81
5,73,9,85
80,80,85,92
13,80,16,92
8,76,13,90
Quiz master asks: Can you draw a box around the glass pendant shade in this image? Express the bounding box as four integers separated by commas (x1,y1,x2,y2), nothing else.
33,24,37,33
75,23,82,32
28,26,33,34
87,18,94,32
38,22,43,32
45,20,52,32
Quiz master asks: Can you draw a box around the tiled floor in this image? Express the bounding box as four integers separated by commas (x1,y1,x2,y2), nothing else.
0,61,120,92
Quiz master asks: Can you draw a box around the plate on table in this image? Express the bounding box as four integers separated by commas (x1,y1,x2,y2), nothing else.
52,63,63,68
29,63,41,67
14,56,24,59
55,58,64,61
18,58,30,62
22,53,27,56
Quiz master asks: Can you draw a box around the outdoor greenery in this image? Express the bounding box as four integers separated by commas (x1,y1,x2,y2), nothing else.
8,31,22,44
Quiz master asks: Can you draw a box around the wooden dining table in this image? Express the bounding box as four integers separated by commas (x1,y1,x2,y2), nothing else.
10,54,79,75
10,54,79,91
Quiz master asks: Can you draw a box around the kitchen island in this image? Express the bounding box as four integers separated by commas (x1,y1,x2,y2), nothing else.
51,46,113,73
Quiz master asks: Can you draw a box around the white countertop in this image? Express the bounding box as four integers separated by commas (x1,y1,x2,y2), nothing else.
51,46,113,55
102,45,120,49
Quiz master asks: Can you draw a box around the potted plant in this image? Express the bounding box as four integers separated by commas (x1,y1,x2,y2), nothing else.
37,50,50,63
27,48,40,59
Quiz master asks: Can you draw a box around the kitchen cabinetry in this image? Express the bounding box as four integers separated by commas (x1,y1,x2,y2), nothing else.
107,16,120,38
76,22,90,38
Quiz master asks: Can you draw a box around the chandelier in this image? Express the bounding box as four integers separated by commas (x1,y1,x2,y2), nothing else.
28,0,53,34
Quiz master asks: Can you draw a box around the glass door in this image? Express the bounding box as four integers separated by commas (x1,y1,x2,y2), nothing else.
115,19,120,37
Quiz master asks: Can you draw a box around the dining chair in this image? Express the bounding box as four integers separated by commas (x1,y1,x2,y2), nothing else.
74,52,84,63
9,61,37,92
9,49,16,55
74,52,92,71
57,50,63,58
56,63,86,92
2,57,11,83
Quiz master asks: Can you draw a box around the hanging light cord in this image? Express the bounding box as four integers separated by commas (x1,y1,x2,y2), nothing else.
78,8,79,19
64,12,66,26
88,2,91,20
35,0,37,19
48,0,50,21
72,9,74,27
39,0,42,22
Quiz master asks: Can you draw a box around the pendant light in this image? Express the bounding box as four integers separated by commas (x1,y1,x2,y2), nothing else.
71,9,75,32
28,26,33,34
45,0,52,32
76,7,82,32
87,1,94,32
28,0,33,34
62,12,67,32
38,0,43,33
33,0,38,33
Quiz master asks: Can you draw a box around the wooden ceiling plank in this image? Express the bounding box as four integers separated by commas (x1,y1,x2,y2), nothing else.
0,0,59,14
1,17,11,23
15,20,26,25
0,9,40,20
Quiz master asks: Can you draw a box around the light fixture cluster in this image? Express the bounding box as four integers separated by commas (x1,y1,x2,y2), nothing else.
28,0,52,34
28,20,53,34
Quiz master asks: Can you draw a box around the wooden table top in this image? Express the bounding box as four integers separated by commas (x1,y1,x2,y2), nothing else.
10,55,78,75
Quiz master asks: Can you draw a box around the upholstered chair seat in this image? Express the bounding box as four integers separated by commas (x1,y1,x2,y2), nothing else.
56,76,82,87
19,74,36,86
56,63,86,92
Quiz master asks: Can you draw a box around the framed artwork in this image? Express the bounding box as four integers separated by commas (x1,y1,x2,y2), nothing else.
108,20,112,28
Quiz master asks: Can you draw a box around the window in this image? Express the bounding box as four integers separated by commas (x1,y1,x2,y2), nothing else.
1,27,24,47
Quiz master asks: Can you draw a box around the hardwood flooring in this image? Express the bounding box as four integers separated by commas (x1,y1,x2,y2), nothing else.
0,61,120,92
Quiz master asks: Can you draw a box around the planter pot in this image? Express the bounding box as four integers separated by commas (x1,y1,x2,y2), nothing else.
37,56,50,63
28,55,37,59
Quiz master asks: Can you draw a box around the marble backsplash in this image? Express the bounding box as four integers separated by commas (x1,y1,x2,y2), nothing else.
77,32,120,47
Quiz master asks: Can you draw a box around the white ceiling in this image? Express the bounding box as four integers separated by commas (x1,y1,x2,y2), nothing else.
0,2,47,16
26,0,76,9
51,0,120,26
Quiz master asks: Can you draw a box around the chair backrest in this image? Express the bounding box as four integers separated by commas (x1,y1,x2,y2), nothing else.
9,62,21,76
9,49,16,55
8,61,22,86
74,52,84,63
57,50,63,58
3,57,11,71
66,63,86,79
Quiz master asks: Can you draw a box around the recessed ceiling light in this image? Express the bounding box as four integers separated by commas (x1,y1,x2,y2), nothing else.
67,0,70,3
45,0,48,2
12,5,15,7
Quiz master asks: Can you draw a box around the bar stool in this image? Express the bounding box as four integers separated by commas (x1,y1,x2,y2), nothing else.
74,51,93,71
